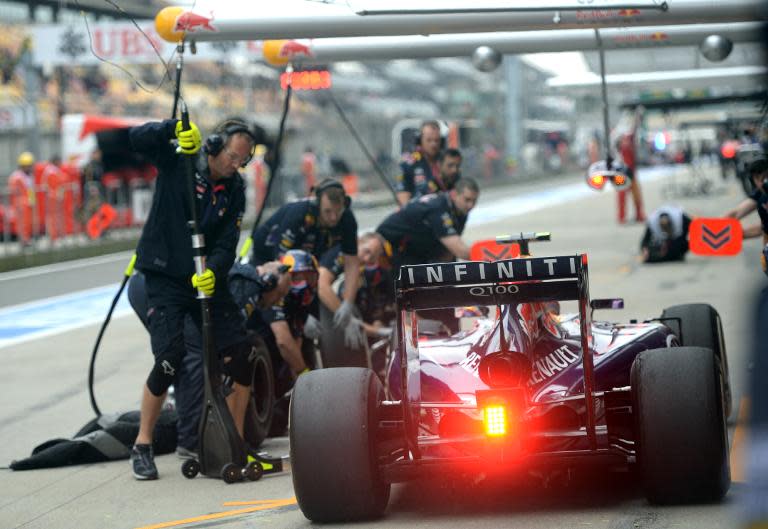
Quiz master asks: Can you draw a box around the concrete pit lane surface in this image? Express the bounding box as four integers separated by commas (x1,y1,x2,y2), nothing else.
0,165,758,529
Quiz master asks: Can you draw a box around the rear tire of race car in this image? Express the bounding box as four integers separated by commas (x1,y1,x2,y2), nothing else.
631,346,730,504
243,338,274,450
660,303,732,418
290,368,390,522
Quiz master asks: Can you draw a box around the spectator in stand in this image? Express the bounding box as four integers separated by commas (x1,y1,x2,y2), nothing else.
7,151,36,244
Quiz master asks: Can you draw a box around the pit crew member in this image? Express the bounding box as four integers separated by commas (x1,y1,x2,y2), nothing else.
378,177,480,270
312,232,392,342
127,117,256,480
249,178,362,345
395,120,446,205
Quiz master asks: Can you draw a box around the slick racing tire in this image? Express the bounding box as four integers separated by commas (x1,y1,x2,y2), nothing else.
631,347,730,504
243,338,274,450
661,303,732,418
290,368,390,522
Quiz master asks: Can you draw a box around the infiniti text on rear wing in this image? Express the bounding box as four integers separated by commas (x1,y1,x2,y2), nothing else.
395,255,585,311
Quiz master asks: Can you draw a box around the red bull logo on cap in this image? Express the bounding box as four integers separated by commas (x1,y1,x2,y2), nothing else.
174,11,217,33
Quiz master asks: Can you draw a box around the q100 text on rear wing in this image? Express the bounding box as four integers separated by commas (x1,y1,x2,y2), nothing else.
395,255,587,311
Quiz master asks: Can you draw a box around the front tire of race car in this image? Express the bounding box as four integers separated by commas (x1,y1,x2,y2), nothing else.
290,367,390,522
660,303,732,419
243,338,274,450
631,346,730,504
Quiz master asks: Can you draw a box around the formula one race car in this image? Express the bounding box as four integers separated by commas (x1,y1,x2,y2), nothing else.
289,233,731,522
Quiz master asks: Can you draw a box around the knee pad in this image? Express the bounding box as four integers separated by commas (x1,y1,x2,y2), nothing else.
221,342,254,386
146,351,184,396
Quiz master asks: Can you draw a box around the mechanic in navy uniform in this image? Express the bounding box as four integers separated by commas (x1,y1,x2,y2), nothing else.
313,232,392,338
249,179,363,346
127,260,290,459
245,250,319,435
395,120,447,206
724,158,768,274
378,177,480,270
126,117,257,480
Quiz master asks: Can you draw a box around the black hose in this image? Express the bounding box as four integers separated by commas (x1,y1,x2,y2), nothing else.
88,254,136,417
252,82,293,231
326,90,400,205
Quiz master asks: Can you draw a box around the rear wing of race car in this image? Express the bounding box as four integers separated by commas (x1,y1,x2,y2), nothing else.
394,254,600,452
395,254,585,311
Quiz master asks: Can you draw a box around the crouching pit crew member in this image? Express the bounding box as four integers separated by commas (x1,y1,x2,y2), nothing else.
377,178,479,333
378,177,480,270
313,232,392,345
126,117,257,480
249,178,363,347
245,250,320,435
640,205,692,263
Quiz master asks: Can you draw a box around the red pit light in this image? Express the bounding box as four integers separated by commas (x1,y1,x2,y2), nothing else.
280,70,332,91
483,405,507,437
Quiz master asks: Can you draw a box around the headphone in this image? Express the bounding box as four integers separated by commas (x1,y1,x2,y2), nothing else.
313,178,351,208
256,264,290,293
204,119,257,168
414,120,447,151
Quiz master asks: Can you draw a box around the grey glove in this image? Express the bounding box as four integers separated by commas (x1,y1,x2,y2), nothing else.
375,326,392,338
343,318,367,350
333,300,356,328
304,314,322,340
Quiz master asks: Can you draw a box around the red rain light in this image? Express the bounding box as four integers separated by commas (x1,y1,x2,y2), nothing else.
483,405,507,437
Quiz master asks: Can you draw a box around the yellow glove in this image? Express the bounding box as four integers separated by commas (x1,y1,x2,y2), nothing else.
175,120,202,155
191,269,215,296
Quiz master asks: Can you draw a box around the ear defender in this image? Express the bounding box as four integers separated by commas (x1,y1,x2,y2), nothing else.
313,178,351,207
203,120,257,167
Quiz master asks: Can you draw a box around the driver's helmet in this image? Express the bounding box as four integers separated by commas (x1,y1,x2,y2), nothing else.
281,250,319,307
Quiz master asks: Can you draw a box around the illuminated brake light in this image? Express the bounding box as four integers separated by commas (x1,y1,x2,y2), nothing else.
483,405,507,437
588,174,605,190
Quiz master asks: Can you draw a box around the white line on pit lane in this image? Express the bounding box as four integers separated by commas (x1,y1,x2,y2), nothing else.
0,250,136,282
0,167,673,348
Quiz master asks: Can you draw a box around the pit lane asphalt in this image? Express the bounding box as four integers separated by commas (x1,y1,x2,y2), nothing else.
0,164,761,529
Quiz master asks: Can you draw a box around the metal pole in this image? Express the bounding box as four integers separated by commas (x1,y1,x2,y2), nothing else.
595,29,614,169
325,90,400,205
159,0,767,42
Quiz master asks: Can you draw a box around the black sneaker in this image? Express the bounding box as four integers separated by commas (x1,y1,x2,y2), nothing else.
131,444,158,480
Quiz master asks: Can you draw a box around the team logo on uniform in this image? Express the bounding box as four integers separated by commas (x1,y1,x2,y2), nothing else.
161,360,175,376
304,214,315,226
441,212,453,228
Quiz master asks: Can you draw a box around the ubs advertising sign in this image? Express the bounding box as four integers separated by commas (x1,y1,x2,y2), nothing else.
29,22,262,66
